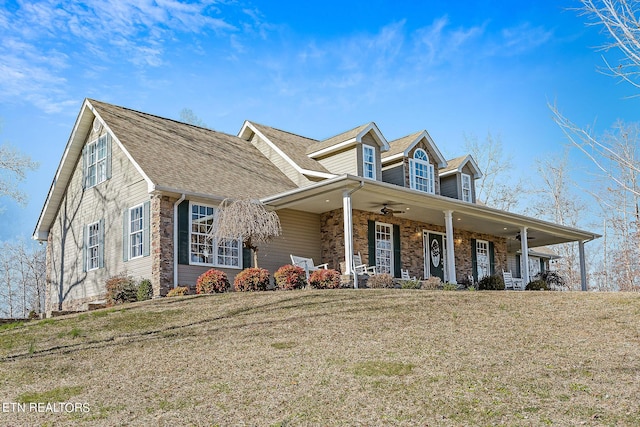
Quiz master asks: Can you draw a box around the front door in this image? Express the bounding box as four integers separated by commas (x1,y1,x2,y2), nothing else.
424,232,445,281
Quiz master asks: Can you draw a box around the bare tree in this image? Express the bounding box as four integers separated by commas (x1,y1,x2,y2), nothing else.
0,144,39,205
0,241,46,318
210,198,281,268
179,108,207,128
464,132,524,211
528,153,588,290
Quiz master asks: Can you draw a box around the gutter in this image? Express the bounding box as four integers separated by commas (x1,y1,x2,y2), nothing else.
173,194,186,289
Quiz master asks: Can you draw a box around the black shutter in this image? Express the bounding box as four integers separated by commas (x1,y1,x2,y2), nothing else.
143,201,150,257
393,224,401,278
515,254,521,278
471,239,477,283
489,241,495,275
367,220,376,267
242,247,252,268
540,258,545,274
178,200,189,264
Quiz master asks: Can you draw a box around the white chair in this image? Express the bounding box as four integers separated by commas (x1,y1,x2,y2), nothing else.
503,270,521,290
290,255,328,280
401,269,416,280
353,252,377,276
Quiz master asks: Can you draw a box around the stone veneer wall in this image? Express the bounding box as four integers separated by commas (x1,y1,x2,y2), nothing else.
320,208,507,281
151,194,177,296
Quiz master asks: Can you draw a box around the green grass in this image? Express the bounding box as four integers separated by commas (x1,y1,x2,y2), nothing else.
0,290,639,426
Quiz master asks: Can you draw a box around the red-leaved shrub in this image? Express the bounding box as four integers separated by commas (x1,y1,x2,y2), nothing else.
274,264,307,290
309,269,341,289
234,268,270,291
196,269,229,294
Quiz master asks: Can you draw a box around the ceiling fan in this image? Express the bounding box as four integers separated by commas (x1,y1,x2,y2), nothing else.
380,203,405,216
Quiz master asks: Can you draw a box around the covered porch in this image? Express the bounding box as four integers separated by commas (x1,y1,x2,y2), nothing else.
261,175,600,290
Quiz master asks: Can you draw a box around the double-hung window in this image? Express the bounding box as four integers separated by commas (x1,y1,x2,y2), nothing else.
375,222,393,275
362,144,376,179
84,219,104,272
85,135,109,188
190,203,241,268
129,205,144,259
409,149,435,193
462,173,472,202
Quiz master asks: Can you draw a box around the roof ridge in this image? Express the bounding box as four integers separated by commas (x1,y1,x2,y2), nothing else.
250,121,319,142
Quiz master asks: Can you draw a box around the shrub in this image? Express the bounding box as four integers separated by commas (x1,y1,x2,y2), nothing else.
166,286,190,297
421,276,442,290
234,268,271,292
401,278,422,289
478,274,505,291
541,271,566,289
105,273,138,306
137,279,153,301
309,269,341,289
367,273,395,289
442,282,458,291
526,279,549,291
196,269,230,294
274,265,307,290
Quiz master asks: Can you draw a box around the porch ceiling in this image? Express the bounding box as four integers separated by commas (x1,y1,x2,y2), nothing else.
261,175,600,249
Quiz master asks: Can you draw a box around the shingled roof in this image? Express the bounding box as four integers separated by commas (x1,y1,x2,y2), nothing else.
91,100,297,199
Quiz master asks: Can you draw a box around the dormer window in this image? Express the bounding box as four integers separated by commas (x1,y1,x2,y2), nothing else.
363,144,376,179
462,173,472,202
410,149,434,193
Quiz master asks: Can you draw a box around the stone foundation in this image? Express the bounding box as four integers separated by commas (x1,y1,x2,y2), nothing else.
321,208,507,282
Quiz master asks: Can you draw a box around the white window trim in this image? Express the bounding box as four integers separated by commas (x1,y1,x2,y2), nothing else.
375,221,393,275
476,239,490,280
461,173,472,202
128,204,144,260
362,144,376,179
189,202,242,269
409,149,435,194
87,221,101,271
86,134,108,189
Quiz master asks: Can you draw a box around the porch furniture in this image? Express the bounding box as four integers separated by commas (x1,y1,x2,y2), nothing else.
290,255,328,280
353,252,377,276
503,270,523,290
401,269,417,281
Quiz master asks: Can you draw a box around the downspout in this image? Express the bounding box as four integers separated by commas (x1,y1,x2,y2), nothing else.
173,194,186,289
343,180,364,288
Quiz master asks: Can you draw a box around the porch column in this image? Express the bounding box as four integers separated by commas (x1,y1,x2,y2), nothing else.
444,210,457,284
343,190,354,281
520,226,530,286
579,240,588,291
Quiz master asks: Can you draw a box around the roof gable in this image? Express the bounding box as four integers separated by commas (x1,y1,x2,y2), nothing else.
382,130,447,168
306,122,390,158
439,154,482,179
34,99,297,239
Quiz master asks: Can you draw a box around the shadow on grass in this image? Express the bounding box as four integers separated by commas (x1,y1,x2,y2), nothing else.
1,290,402,361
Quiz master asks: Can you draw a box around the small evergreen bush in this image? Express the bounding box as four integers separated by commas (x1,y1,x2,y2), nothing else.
541,271,566,289
442,282,458,291
478,274,505,291
234,268,271,291
274,265,307,290
105,273,138,306
166,286,190,297
367,273,395,289
136,279,153,301
526,279,549,291
196,269,230,294
309,269,341,289
401,278,422,289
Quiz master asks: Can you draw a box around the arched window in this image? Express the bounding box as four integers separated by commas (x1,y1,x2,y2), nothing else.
409,149,435,193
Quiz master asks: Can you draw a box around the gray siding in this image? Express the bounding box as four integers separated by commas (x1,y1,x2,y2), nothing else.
176,209,322,287
48,126,151,310
318,147,358,175
382,163,405,187
439,175,459,200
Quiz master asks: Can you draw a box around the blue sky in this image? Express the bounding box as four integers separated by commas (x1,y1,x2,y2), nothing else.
0,0,638,241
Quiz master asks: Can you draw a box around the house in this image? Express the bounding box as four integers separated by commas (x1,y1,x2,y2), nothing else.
33,99,600,314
